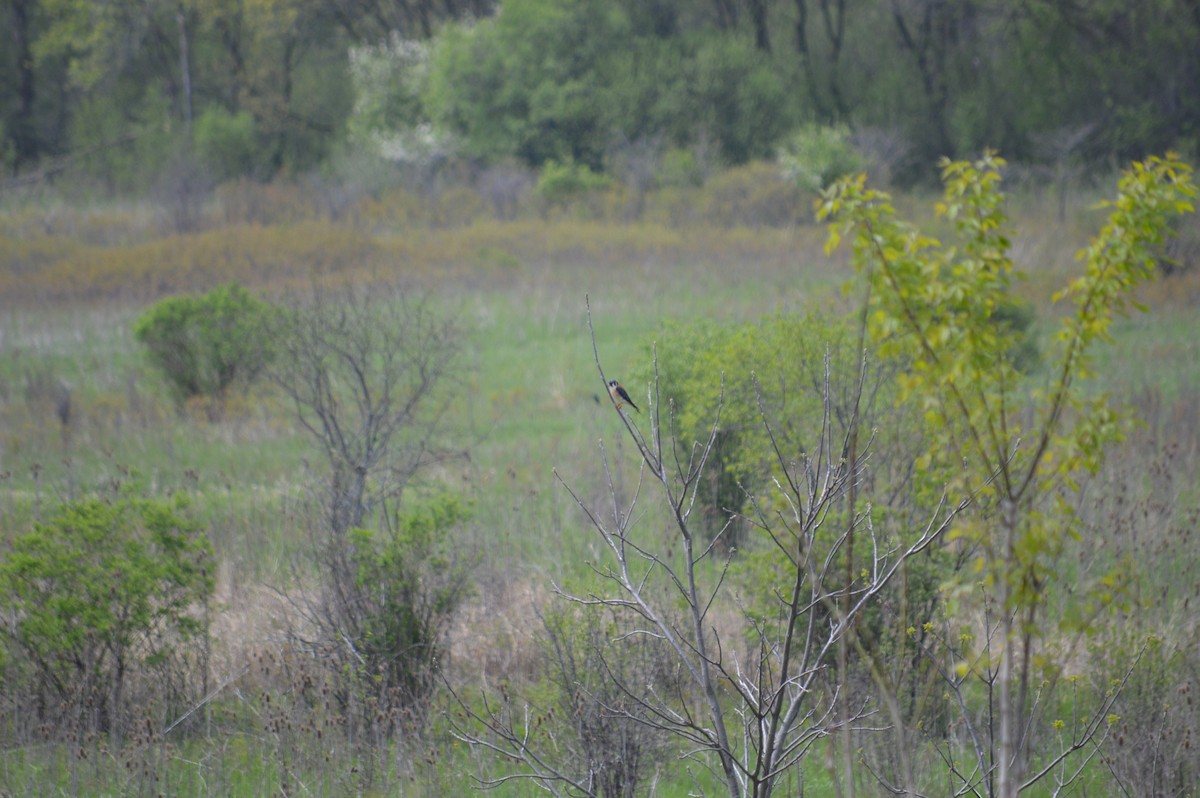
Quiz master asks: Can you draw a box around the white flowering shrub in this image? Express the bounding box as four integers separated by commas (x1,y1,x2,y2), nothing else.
347,33,456,166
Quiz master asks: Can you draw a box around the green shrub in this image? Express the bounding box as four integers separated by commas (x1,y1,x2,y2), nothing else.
642,310,943,545
643,313,853,539
534,159,613,214
346,494,475,712
193,107,260,180
778,124,865,193
0,489,214,736
134,282,279,406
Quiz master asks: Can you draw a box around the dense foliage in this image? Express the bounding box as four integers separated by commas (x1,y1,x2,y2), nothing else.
347,494,475,712
2,0,1196,188
134,282,278,406
0,489,214,737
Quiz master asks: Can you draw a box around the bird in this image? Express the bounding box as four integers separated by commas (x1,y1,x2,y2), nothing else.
608,379,639,413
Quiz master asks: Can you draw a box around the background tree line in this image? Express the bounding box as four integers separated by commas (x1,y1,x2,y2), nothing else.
2,0,1197,189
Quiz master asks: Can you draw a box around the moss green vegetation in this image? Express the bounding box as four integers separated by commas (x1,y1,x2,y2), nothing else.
1,160,1198,795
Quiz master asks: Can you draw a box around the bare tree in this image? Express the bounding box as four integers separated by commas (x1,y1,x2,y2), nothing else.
452,298,967,797
271,278,468,727
273,279,460,540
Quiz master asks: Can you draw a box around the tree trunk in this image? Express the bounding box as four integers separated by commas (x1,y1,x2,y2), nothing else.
996,497,1018,798
7,0,38,166
748,0,771,51
177,4,194,136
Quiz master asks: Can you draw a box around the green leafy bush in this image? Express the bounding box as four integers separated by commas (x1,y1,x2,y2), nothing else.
134,282,279,405
778,124,865,193
193,107,260,180
534,159,613,214
346,494,475,712
645,313,862,538
0,490,214,735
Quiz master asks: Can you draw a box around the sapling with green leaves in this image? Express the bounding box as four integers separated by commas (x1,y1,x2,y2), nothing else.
818,151,1196,797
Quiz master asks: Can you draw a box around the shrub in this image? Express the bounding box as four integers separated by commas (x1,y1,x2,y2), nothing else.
345,494,476,714
273,281,467,729
700,161,804,227
535,159,614,215
134,282,279,408
0,489,214,737
193,107,260,180
645,314,844,541
778,124,866,193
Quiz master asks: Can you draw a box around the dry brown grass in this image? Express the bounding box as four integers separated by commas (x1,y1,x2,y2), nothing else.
448,574,552,686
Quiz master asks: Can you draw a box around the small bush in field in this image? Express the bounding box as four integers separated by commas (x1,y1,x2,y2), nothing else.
0,489,213,735
134,282,279,405
700,161,804,227
194,108,260,180
535,159,613,213
778,124,865,193
345,494,476,712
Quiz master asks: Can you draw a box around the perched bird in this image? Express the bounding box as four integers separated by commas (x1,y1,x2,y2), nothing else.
608,379,639,413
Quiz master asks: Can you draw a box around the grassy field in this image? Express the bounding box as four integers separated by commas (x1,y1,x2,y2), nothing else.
1,171,1198,795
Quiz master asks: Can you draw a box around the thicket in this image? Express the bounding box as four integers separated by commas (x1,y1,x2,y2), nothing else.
268,280,475,737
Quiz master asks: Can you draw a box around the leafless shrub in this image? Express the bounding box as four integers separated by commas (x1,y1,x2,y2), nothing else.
269,278,472,733
476,161,535,221
850,126,912,188
154,149,214,234
271,279,460,540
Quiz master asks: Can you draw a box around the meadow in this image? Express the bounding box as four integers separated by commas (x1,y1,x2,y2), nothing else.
1,166,1198,796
